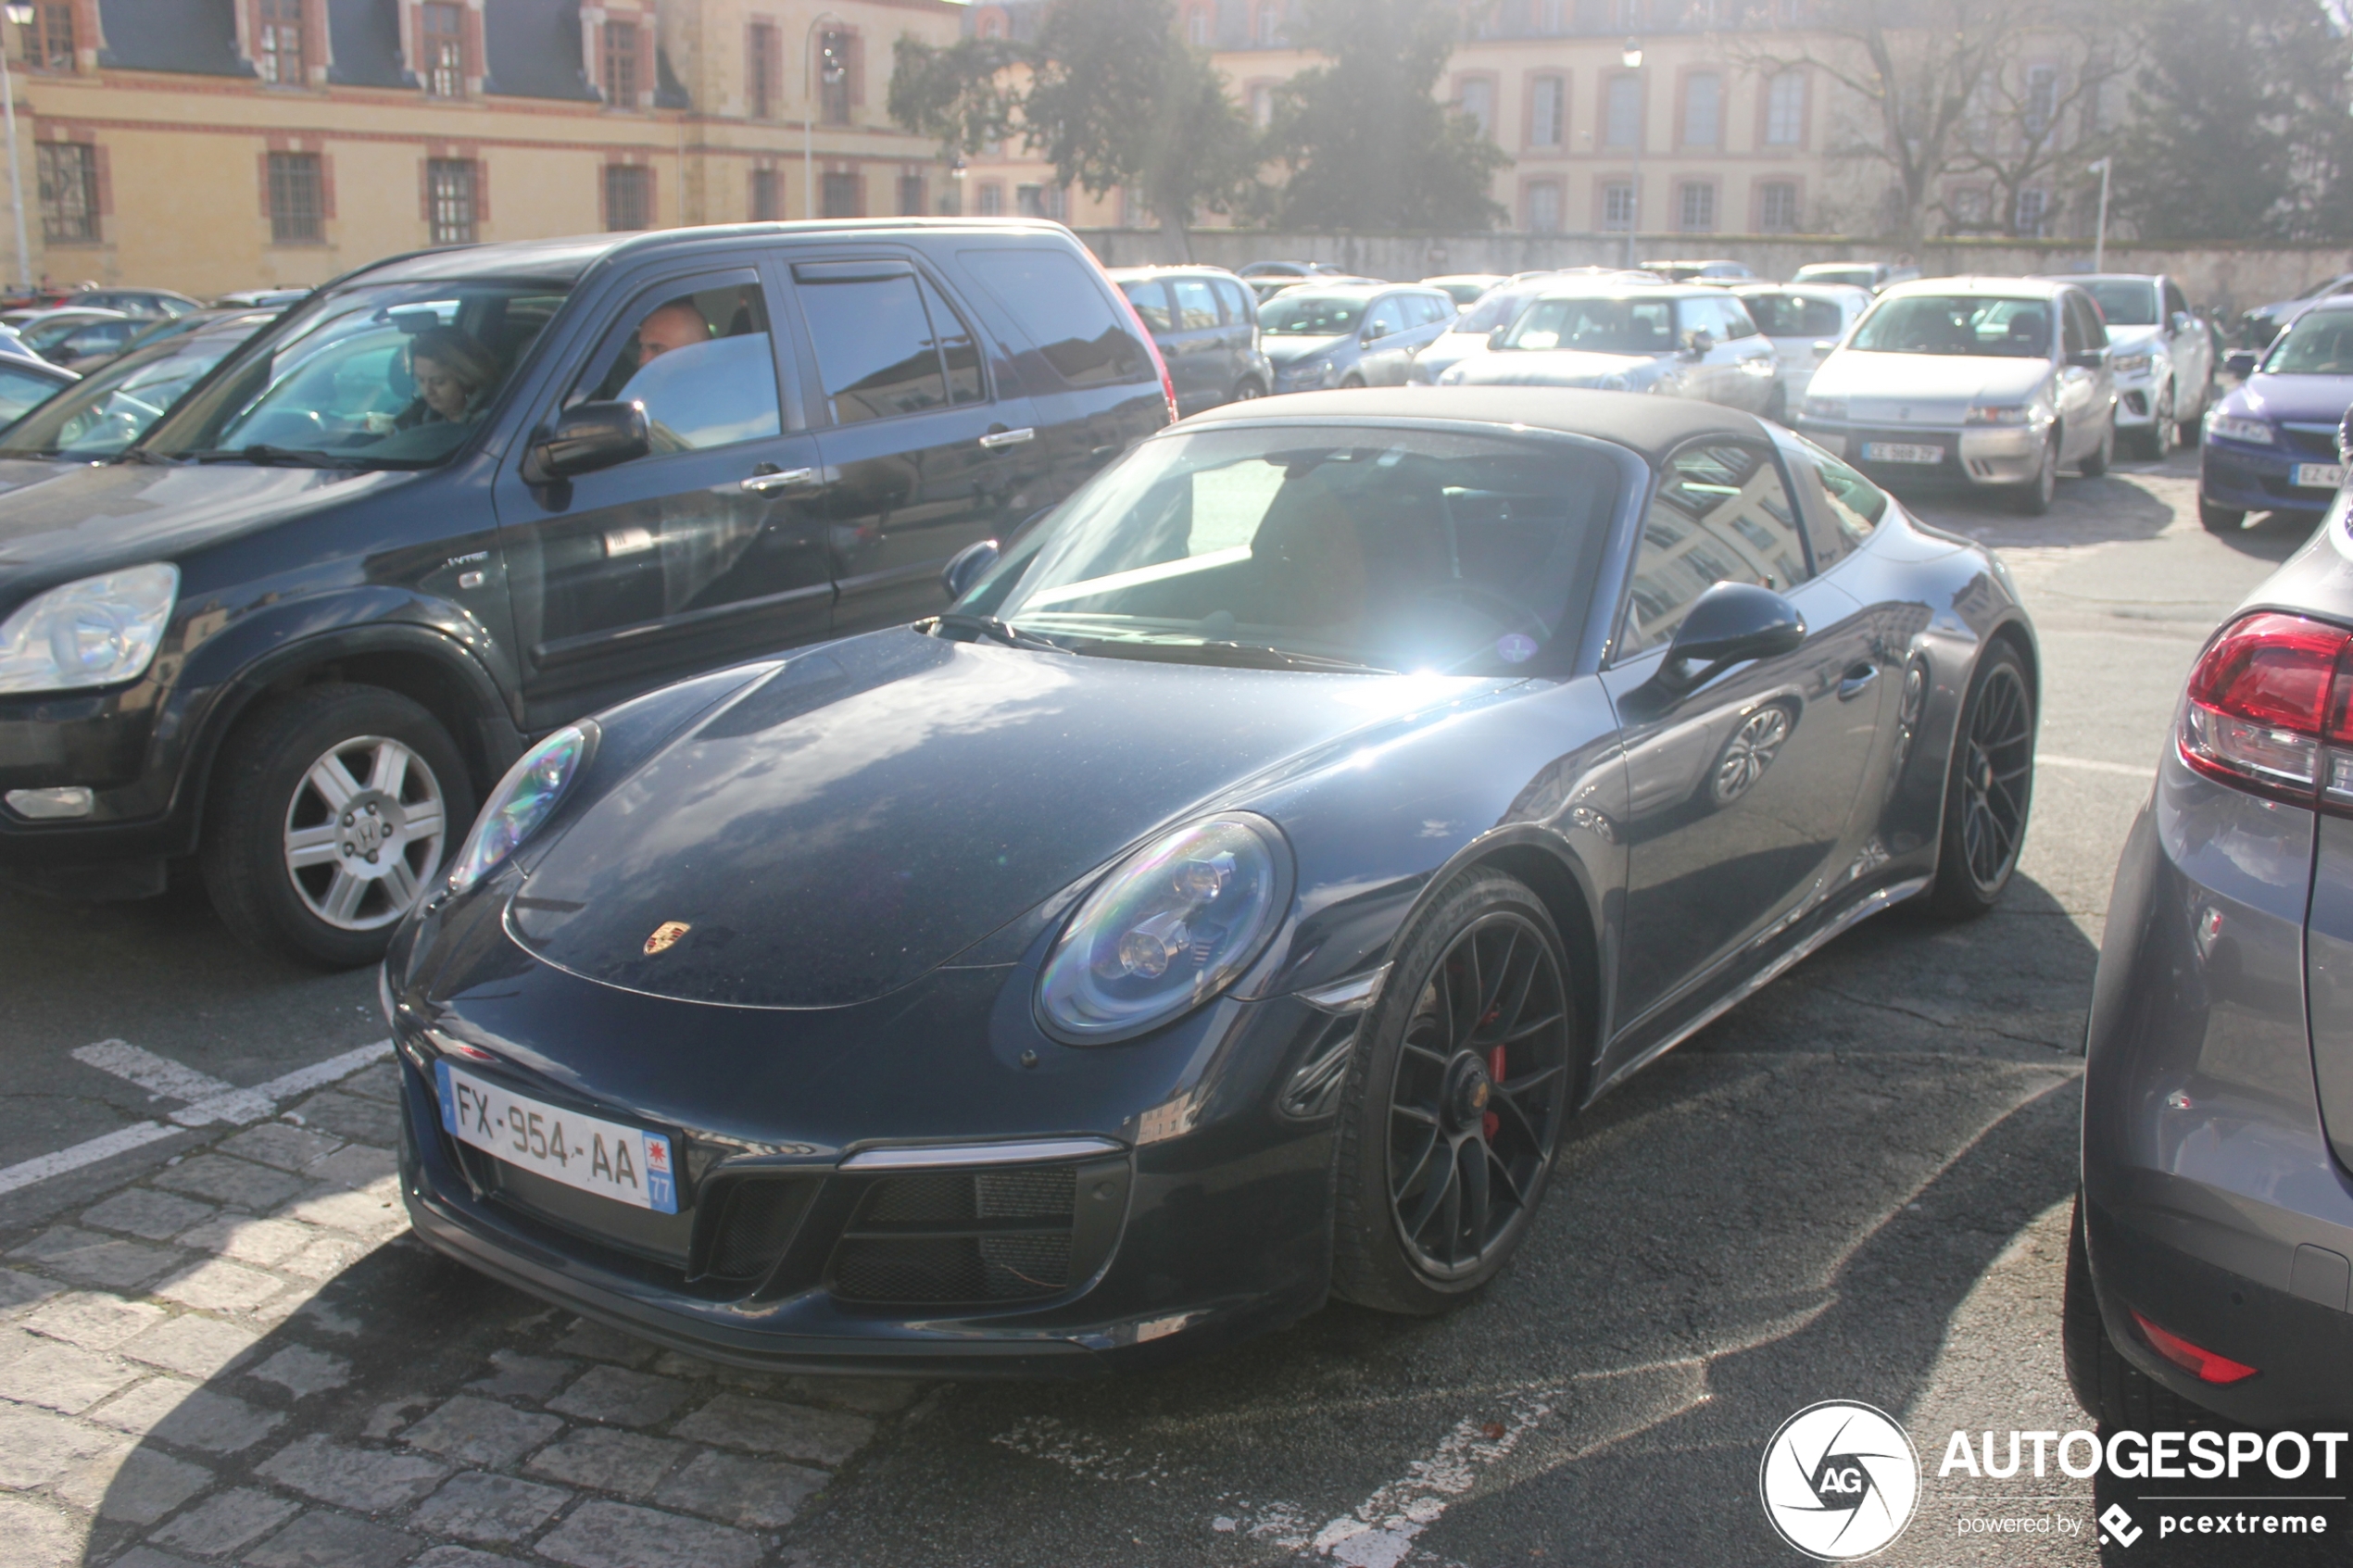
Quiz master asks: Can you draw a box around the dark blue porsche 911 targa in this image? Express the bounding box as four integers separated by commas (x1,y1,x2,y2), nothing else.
383,387,2038,1374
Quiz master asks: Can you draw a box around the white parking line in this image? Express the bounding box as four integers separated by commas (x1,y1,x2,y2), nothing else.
2036,753,2157,779
0,1039,394,1198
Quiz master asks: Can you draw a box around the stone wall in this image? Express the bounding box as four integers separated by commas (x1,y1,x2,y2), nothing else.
1077,231,2353,321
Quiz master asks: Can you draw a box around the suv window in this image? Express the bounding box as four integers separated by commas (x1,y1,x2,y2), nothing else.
1621,441,1808,654
1714,296,1761,339
1362,297,1407,341
1169,277,1220,331
1120,280,1172,333
1213,279,1253,325
572,279,781,451
1783,432,1887,568
2163,281,2190,325
798,268,983,425
959,246,1149,387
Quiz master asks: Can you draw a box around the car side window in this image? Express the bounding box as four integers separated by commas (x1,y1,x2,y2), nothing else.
1363,298,1406,341
1213,279,1253,326
957,246,1151,387
1782,433,1888,569
2164,282,2191,323
568,276,783,453
2059,297,2088,358
0,364,57,421
1621,441,1809,655
1716,297,1762,340
1121,280,1172,333
1169,278,1221,331
795,265,985,425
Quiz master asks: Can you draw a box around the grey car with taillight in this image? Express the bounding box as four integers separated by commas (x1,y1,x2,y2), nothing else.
2071,496,2353,1427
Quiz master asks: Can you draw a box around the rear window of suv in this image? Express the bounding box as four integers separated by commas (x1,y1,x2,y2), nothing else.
959,247,1151,388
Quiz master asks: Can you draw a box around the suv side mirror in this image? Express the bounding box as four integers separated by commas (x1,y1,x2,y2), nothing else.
1812,339,1836,361
941,538,1000,602
524,400,648,483
1364,320,1390,343
1682,328,1715,360
2068,346,2108,370
2225,348,2259,378
1487,327,1511,350
1651,582,1806,695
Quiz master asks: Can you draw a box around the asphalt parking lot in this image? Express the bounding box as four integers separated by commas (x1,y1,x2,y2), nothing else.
0,443,2332,1568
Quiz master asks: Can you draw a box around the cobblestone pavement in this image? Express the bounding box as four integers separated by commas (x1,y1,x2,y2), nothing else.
0,1057,924,1567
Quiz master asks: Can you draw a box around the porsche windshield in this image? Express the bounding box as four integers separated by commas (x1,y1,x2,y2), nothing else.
978,425,1620,676
138,280,569,469
1848,295,2054,358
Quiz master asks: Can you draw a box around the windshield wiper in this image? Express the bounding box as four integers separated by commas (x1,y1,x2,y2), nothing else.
182,444,367,469
925,612,1071,653
1073,638,1394,674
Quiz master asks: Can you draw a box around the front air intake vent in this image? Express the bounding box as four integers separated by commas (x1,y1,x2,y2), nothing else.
828,1163,1085,1306
700,1178,816,1282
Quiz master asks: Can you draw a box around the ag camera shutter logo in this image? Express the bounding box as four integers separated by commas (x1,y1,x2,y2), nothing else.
1759,1400,1920,1560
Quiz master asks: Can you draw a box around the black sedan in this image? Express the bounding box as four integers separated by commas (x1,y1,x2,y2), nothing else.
385,389,2039,1374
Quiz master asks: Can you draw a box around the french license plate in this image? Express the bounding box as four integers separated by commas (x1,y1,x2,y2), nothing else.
435,1060,676,1213
2295,463,2347,489
1862,442,1945,465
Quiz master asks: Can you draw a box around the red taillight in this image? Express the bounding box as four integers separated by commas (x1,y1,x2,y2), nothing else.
2131,1310,2259,1385
1084,246,1179,424
2179,611,2353,804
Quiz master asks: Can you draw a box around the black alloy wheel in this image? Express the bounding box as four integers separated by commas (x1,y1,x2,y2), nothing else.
1332,871,1576,1312
1927,643,2035,919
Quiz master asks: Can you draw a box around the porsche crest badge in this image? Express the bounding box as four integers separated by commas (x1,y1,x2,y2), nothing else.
644,921,691,956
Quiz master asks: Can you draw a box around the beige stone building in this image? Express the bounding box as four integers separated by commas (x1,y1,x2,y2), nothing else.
3,0,965,296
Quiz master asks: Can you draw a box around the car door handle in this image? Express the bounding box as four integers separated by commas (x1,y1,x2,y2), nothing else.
1838,663,1880,701
979,427,1036,449
741,467,819,494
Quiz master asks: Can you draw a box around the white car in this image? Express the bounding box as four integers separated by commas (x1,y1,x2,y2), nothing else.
2049,272,2215,457
1406,268,1665,387
1723,282,1872,423
1438,283,1779,414
1795,276,2120,516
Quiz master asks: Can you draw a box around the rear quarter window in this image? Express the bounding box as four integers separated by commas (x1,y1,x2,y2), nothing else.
958,247,1151,388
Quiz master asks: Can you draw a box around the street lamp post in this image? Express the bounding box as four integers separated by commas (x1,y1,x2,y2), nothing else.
2088,157,2112,273
1621,38,1642,270
1,4,32,295
801,13,847,220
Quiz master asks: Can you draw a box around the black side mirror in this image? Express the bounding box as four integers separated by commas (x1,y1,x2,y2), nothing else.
941,538,1000,602
2225,349,2259,378
2068,347,2108,370
1652,582,1806,694
523,400,648,484
1682,328,1715,360
1487,327,1511,350
1811,339,1836,361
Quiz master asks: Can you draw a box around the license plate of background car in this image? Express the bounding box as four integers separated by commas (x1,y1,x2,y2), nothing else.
2295,463,2347,489
1862,442,1944,464
435,1060,677,1213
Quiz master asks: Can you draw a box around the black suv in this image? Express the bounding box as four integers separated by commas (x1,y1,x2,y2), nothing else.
0,220,1172,965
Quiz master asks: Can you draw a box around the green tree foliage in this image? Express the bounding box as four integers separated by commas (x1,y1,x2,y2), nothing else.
1261,0,1509,231
887,0,1257,244
2109,0,2353,242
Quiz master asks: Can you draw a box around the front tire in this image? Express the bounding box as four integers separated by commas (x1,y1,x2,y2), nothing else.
200,683,474,968
2197,493,2246,533
2137,385,2177,458
1764,383,1789,424
2079,415,2114,478
1340,372,1366,390
1926,641,2034,920
1330,870,1577,1315
2011,432,2058,515
1231,377,1265,403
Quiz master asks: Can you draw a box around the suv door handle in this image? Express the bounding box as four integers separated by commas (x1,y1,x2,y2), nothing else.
741,467,818,494
979,427,1036,449
1838,663,1881,701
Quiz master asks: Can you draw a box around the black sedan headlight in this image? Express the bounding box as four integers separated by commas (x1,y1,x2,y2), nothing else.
1037,813,1293,1044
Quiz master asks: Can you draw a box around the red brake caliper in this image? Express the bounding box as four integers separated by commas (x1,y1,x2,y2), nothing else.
1485,1039,1505,1141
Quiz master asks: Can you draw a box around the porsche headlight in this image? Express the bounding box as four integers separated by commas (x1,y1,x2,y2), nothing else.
1037,813,1292,1044
0,563,178,694
448,723,593,895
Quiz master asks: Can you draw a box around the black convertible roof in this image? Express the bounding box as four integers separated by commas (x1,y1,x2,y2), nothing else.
1183,387,1766,464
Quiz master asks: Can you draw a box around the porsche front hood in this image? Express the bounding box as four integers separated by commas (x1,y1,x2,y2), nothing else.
508,629,1490,1010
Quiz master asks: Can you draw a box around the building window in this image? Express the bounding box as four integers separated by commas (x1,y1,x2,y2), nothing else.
1603,180,1635,231
1683,71,1720,146
21,3,73,70
1251,84,1274,127
421,2,464,96
1526,182,1562,232
602,20,640,107
258,0,304,84
1537,0,1564,31
269,151,323,244
748,20,775,119
976,181,1003,217
1605,75,1641,148
1617,0,1641,25
822,170,861,218
977,9,1004,38
604,163,650,231
2024,65,2057,138
1459,79,1493,139
1015,183,1065,220
899,174,925,216
750,167,778,220
1255,1,1279,44
818,29,852,122
426,158,475,244
1187,5,1208,46
36,142,97,242
1757,181,1797,232
1950,186,1987,229
2015,187,2047,237
1679,181,1714,232
1764,72,1804,144
1529,75,1564,147
1777,0,1802,19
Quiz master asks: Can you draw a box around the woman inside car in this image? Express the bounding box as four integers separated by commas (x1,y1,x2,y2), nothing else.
397,326,498,429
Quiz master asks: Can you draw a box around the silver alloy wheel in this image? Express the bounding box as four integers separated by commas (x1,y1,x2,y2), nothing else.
1712,705,1792,805
282,734,448,931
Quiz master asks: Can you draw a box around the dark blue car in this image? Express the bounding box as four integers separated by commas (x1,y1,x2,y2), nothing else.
2200,300,2353,532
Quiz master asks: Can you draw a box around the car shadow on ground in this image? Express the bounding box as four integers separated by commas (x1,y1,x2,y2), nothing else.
2208,508,2326,563
1896,470,2177,550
